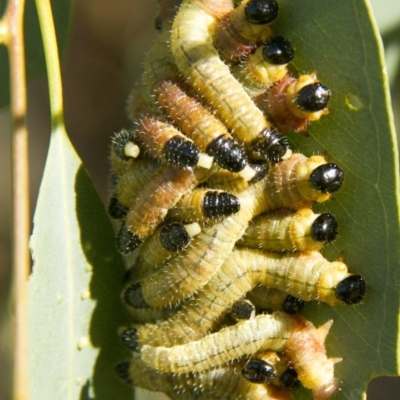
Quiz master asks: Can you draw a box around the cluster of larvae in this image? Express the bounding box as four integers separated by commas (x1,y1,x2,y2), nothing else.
108,1,367,399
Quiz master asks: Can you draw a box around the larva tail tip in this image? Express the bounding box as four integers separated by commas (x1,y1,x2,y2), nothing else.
312,378,340,400
239,164,257,181
120,327,139,351
197,153,214,169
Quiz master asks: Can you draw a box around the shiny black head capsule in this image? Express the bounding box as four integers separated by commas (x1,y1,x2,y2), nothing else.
231,299,256,320
244,0,279,25
108,196,129,220
123,282,150,309
164,136,200,167
296,83,331,112
203,191,240,219
111,129,134,161
160,223,191,252
207,136,247,172
262,36,295,65
252,128,289,163
310,163,344,193
335,275,366,304
115,362,132,384
280,367,301,390
282,295,305,314
117,224,143,254
311,213,339,243
120,327,139,351
242,359,277,383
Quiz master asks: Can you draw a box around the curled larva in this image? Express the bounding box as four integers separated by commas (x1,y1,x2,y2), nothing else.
170,0,277,154
246,287,305,315
232,36,295,97
126,249,364,349
135,117,213,169
285,318,342,400
168,188,241,222
133,222,201,279
116,356,294,400
122,153,344,309
155,79,257,177
255,74,331,132
237,208,339,252
140,312,295,374
119,164,214,253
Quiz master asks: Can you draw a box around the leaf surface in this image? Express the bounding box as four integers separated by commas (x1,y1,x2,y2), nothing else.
28,127,132,400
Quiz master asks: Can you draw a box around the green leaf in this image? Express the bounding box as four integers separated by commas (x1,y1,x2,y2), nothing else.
271,0,400,399
28,127,132,400
0,0,72,109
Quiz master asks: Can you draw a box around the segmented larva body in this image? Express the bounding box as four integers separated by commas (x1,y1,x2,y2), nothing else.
170,0,273,147
255,74,331,132
126,248,363,349
168,188,241,222
117,357,294,400
122,153,342,309
141,312,295,374
246,287,305,315
237,208,339,252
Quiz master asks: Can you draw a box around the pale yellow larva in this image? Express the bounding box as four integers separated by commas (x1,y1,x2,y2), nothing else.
140,312,295,374
237,208,339,252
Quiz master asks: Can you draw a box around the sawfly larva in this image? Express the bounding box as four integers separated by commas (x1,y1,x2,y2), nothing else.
126,247,363,349
135,117,213,169
119,165,213,253
140,312,295,374
156,80,257,177
246,287,305,315
168,188,241,222
255,74,331,132
237,208,339,252
170,0,278,154
232,36,294,97
116,356,294,400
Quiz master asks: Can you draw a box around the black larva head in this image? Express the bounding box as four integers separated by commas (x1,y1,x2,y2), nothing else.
117,224,143,254
335,275,366,304
164,136,200,167
123,282,150,309
206,136,247,172
244,0,279,25
296,83,331,112
108,196,129,220
159,223,191,252
311,213,339,243
242,359,277,384
115,361,132,384
231,299,256,320
111,129,134,161
251,128,289,163
310,163,344,193
203,191,240,219
280,367,301,390
262,36,295,65
282,295,305,314
249,161,269,184
120,327,139,351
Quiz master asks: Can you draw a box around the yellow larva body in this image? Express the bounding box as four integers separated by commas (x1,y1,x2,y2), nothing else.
130,249,350,348
246,287,292,312
170,0,271,144
141,312,295,374
237,208,329,252
232,46,289,97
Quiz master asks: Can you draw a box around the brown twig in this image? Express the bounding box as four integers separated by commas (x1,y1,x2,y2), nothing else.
0,0,30,399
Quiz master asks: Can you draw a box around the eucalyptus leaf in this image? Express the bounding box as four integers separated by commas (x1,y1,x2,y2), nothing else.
0,0,72,108
28,127,132,400
272,0,400,399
